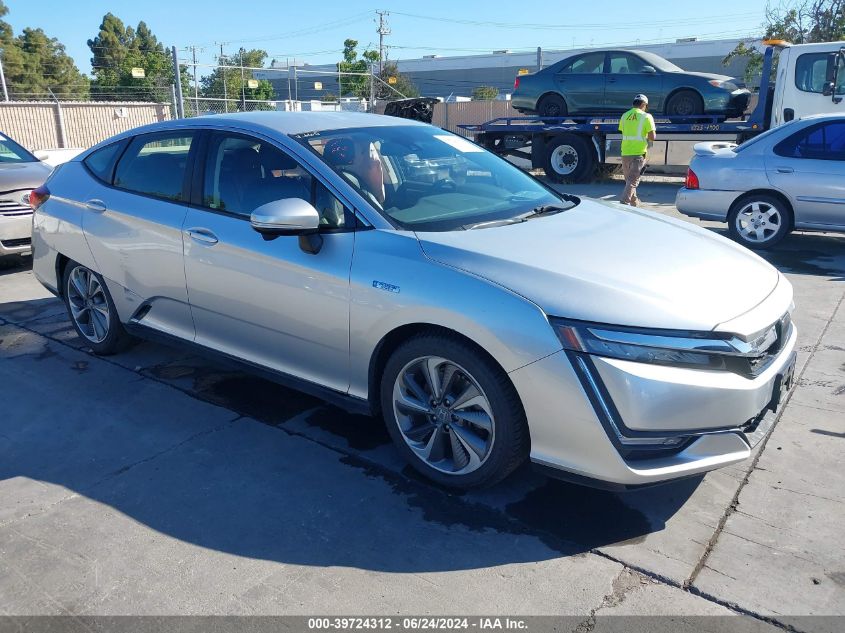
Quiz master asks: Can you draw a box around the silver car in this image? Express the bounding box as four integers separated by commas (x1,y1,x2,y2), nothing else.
677,114,845,249
31,112,797,490
0,132,52,260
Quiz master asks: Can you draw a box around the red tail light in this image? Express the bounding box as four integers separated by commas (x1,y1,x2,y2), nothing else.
685,168,699,190
514,76,520,91
29,185,50,210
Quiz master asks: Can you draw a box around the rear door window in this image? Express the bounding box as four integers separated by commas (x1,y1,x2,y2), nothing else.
774,121,845,160
83,140,128,184
114,132,195,201
560,52,606,74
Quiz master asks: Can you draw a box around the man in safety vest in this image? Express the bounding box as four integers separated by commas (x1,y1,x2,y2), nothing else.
618,94,656,207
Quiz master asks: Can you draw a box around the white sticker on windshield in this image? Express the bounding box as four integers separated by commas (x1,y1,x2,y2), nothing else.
434,134,484,153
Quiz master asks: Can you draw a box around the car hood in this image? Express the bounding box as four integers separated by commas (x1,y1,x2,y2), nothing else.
0,161,52,191
416,199,779,331
676,71,744,86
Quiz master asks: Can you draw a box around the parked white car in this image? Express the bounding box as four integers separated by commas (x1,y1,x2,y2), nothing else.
676,114,845,249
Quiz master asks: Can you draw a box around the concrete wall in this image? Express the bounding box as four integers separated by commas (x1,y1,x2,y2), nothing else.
0,102,172,152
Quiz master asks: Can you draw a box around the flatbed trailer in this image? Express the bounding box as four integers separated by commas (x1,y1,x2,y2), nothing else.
459,47,779,183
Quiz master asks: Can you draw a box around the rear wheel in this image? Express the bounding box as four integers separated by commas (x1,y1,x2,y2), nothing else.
62,260,134,354
728,194,792,249
380,334,528,489
665,90,704,116
537,94,568,119
543,134,595,183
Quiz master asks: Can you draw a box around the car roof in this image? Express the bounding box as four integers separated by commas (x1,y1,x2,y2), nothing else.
78,111,426,158
797,113,845,123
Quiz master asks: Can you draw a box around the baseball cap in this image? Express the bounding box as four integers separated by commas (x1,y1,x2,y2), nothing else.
634,93,649,104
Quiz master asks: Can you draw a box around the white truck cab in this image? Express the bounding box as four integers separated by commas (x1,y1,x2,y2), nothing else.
769,40,845,127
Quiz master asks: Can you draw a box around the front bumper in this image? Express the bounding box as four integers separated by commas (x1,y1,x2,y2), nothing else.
676,187,741,222
510,323,797,487
0,211,32,256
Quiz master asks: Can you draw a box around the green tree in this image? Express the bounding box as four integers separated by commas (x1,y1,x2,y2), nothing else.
88,13,182,101
337,39,379,98
200,48,275,111
472,85,499,101
0,1,89,99
724,0,845,81
377,61,419,99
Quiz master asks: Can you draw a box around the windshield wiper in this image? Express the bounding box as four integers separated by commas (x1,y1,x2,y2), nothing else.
461,202,574,230
461,217,526,230
522,203,573,219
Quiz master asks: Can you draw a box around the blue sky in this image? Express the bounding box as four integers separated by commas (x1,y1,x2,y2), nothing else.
6,0,769,73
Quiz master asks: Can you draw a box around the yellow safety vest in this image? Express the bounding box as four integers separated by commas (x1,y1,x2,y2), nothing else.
619,108,655,156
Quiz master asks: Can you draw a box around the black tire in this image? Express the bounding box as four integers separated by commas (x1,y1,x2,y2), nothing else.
665,90,704,116
542,134,596,184
62,260,134,354
727,194,792,250
380,333,529,490
537,94,568,119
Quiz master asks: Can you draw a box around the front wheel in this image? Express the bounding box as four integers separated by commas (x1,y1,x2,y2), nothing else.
62,260,134,354
727,194,792,249
380,334,528,489
543,134,596,183
665,90,704,116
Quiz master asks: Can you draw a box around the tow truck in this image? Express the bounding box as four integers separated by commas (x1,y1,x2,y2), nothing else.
459,40,845,182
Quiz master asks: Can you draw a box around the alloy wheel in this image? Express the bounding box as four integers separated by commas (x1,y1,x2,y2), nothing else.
67,266,110,343
735,200,782,244
392,356,495,475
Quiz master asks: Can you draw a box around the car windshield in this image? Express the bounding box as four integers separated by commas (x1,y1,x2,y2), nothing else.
636,51,684,73
294,125,572,231
0,133,37,163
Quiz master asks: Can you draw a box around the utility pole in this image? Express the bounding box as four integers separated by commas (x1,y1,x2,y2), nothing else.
239,48,246,110
188,45,201,115
0,53,8,102
376,10,390,76
171,46,185,119
217,42,228,113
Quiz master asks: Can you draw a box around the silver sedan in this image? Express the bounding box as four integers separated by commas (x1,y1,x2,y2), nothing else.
0,132,52,260
31,112,796,490
677,114,845,249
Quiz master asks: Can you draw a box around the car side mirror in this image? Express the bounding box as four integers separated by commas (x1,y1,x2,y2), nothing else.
642,65,657,74
250,197,323,254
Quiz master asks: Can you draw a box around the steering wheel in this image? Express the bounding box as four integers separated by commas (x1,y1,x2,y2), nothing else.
433,178,457,192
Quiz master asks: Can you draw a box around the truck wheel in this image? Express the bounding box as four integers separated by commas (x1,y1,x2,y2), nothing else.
537,94,567,119
543,134,595,183
665,90,704,116
728,194,792,250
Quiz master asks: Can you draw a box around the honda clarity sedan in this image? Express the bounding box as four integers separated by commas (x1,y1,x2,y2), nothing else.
31,112,796,490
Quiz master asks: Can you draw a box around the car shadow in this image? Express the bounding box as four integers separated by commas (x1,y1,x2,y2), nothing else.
0,306,700,574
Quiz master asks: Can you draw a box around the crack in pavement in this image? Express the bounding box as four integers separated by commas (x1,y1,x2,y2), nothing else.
683,289,845,594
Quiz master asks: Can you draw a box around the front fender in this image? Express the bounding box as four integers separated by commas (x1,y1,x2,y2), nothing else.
348,229,562,400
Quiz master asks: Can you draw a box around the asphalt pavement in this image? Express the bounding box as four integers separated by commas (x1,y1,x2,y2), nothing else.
1,178,843,628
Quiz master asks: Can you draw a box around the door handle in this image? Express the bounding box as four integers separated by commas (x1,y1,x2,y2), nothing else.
185,227,219,245
776,166,794,174
607,78,617,83
84,199,107,213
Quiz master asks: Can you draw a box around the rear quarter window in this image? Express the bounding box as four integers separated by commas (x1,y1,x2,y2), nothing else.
83,140,128,183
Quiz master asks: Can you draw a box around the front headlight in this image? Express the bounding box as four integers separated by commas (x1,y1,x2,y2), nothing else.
549,317,785,375
709,79,738,91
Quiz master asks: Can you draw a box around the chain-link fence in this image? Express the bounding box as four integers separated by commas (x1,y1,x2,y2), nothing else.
176,59,408,118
